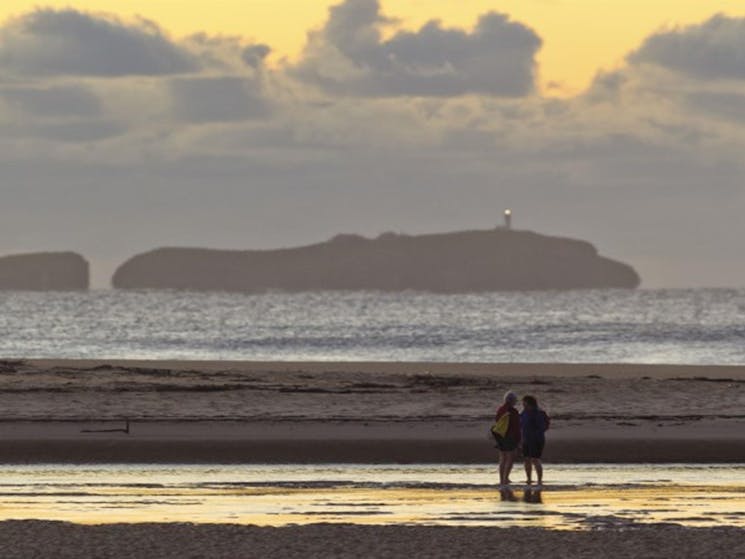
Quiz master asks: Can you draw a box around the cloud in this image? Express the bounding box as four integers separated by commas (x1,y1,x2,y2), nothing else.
0,8,200,77
589,14,745,154
27,120,124,142
291,0,541,97
242,44,271,68
686,90,745,122
168,76,271,123
0,84,101,116
584,70,628,104
0,82,123,143
184,33,270,72
629,14,745,80
0,9,277,137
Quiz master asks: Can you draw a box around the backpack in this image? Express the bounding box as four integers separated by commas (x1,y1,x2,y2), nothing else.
490,413,510,442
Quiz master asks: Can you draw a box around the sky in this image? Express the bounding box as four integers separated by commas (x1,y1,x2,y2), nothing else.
1,0,745,288
4,0,745,94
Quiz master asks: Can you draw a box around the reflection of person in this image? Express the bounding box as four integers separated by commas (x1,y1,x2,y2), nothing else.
495,391,521,486
523,487,543,504
500,486,518,502
520,395,550,486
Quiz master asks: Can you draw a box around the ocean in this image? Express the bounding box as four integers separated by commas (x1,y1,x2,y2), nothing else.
0,288,743,363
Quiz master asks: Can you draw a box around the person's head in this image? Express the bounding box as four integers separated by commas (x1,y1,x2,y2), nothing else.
504,391,518,407
522,395,538,410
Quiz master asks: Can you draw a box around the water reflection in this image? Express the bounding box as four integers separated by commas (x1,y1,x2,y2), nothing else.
523,488,543,504
0,464,741,529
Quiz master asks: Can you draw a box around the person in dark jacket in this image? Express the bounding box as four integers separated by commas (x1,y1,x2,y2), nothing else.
495,391,521,486
520,395,550,485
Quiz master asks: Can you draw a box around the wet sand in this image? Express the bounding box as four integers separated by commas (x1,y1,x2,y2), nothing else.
1,420,743,463
0,359,742,463
0,522,742,559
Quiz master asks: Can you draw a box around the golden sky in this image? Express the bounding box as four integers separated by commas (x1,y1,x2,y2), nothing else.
2,1,745,94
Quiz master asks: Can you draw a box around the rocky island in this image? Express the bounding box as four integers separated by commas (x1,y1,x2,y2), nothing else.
112,228,640,292
0,252,89,290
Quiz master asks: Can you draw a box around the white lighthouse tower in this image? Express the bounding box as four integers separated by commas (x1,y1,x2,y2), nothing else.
503,209,512,230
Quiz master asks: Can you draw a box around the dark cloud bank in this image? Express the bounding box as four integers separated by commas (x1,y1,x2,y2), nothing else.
291,0,541,97
630,14,745,80
0,8,199,76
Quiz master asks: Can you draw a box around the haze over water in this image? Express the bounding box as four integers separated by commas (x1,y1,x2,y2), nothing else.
0,288,743,364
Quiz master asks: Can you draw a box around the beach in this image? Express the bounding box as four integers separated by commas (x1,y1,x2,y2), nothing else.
0,359,741,463
0,360,742,557
0,522,742,559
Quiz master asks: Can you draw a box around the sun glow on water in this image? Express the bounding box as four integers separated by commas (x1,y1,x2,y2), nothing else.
0,464,742,529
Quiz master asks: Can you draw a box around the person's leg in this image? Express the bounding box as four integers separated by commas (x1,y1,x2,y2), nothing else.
533,459,543,485
524,458,533,484
504,451,515,484
499,452,506,485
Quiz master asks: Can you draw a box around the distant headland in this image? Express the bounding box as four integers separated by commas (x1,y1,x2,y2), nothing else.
0,252,89,291
112,228,641,292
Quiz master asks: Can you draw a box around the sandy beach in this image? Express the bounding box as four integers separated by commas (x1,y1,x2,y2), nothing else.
0,522,742,559
0,359,742,463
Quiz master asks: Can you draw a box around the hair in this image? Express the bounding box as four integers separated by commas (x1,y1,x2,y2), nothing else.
504,391,518,405
522,395,538,408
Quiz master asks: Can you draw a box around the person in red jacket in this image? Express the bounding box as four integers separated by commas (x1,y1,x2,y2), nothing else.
495,391,521,486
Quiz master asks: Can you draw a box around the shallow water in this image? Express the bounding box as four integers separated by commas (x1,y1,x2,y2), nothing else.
0,289,744,363
0,464,742,529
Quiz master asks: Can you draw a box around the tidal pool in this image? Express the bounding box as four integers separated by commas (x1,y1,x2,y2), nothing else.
0,464,742,529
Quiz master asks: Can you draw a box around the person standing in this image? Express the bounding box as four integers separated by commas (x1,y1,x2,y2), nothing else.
495,391,521,486
520,395,550,486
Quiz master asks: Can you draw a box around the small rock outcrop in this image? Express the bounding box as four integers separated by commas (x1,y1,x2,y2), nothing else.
112,229,640,292
0,252,89,290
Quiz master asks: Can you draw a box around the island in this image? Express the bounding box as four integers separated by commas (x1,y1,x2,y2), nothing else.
112,228,640,292
0,252,89,290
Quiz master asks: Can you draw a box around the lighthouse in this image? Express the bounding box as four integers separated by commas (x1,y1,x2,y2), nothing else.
504,209,512,230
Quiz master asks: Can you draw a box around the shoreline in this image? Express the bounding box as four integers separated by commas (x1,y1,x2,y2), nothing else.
25,359,745,378
0,359,741,464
